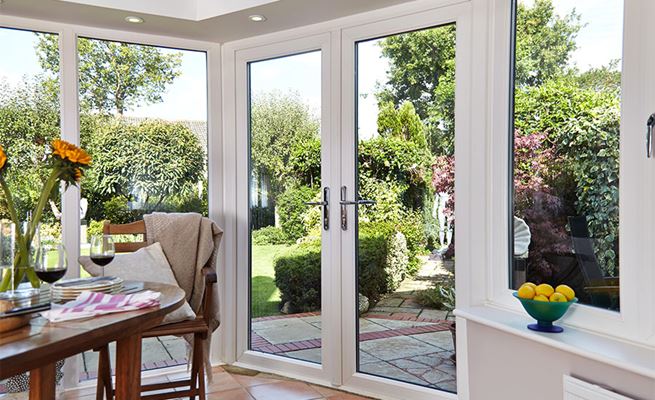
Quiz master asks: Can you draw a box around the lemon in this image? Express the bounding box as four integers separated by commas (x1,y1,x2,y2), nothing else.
535,284,554,298
533,294,550,302
522,282,537,290
549,292,567,302
517,285,536,299
555,284,575,301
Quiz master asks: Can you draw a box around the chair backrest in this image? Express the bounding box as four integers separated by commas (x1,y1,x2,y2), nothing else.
102,220,147,253
568,216,605,283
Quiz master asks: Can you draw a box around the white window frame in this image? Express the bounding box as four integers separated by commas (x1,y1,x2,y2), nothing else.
0,14,223,389
478,0,655,346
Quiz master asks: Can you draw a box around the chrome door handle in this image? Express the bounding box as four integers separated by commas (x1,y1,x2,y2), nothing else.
304,187,329,230
339,200,376,206
340,186,376,231
647,113,655,158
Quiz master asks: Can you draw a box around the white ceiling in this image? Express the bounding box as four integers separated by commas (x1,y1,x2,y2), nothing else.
0,0,415,43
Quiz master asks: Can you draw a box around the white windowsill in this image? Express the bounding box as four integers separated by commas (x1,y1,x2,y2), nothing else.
454,305,655,380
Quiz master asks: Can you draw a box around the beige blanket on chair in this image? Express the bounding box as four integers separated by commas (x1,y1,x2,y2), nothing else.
143,212,223,376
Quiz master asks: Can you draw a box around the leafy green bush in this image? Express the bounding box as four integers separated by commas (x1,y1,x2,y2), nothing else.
102,195,136,224
274,225,413,311
86,219,105,239
274,240,321,313
252,226,287,245
251,206,275,230
277,185,317,242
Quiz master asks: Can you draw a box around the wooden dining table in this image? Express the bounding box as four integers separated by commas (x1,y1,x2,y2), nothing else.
0,281,185,400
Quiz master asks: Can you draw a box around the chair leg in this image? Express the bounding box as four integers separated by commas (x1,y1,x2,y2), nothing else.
96,346,113,400
188,334,207,400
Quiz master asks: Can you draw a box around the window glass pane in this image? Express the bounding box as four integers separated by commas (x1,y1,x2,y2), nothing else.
356,24,456,393
248,51,323,364
511,0,623,312
77,37,208,378
0,28,62,280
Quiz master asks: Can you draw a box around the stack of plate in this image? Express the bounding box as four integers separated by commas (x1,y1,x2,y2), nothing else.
51,276,124,302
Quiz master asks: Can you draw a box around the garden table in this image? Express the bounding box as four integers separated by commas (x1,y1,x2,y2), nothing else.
0,281,185,400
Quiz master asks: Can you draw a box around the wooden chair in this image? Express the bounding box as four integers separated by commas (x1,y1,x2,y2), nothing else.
95,220,216,400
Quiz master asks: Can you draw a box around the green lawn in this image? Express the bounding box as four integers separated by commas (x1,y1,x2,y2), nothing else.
251,244,290,318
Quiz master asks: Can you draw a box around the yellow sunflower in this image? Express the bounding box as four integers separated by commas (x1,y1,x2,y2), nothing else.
0,145,6,171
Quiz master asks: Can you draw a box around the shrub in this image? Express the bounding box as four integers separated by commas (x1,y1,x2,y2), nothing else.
102,195,136,224
274,240,321,313
277,185,317,241
385,232,409,291
252,226,287,245
274,228,412,312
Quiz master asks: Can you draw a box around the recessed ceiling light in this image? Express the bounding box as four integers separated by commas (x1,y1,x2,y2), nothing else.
249,14,267,22
125,16,144,24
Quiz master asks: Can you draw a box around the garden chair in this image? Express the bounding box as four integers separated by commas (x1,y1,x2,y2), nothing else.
94,220,216,400
568,216,619,309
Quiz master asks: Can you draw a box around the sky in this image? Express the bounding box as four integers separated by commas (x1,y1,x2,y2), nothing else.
0,0,624,127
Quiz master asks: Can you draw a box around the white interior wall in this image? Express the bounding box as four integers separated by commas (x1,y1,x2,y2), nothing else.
466,320,655,400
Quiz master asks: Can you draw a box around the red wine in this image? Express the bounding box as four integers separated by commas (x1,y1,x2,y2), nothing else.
36,268,67,283
91,255,114,267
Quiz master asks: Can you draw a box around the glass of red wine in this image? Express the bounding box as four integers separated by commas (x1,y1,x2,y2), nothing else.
90,234,115,276
34,243,68,288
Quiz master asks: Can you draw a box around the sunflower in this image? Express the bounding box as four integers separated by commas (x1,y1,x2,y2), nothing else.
0,145,6,171
51,139,92,166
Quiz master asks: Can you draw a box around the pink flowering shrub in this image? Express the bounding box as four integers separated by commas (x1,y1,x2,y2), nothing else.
513,131,570,281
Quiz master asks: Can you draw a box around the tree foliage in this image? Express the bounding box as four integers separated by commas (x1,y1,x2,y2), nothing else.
36,35,182,115
0,78,60,221
82,118,205,214
250,92,320,195
514,0,581,87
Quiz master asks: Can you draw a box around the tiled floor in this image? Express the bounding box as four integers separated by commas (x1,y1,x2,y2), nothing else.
51,366,376,400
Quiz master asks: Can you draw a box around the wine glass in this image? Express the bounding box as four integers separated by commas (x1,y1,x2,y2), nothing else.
0,221,17,299
34,243,68,288
90,235,115,276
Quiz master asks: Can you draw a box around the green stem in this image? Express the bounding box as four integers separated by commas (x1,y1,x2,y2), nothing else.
26,169,62,245
0,174,20,228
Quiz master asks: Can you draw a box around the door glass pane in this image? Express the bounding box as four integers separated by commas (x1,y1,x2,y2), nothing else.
510,0,623,312
76,37,208,379
248,51,323,364
0,28,62,267
356,25,457,393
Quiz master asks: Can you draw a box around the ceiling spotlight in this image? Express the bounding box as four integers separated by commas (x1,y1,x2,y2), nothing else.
248,14,267,22
125,16,144,24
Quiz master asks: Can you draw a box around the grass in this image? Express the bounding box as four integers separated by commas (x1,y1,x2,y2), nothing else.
251,244,290,318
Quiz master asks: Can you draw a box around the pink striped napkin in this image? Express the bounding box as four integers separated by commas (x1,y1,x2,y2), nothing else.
41,290,161,323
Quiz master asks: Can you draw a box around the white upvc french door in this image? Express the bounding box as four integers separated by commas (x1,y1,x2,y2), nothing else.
225,1,473,398
338,4,471,399
227,32,343,384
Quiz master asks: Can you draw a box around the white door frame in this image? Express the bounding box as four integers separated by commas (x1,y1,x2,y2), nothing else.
338,4,471,400
227,32,341,385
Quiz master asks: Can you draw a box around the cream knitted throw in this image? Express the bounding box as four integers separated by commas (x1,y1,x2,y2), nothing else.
143,212,223,379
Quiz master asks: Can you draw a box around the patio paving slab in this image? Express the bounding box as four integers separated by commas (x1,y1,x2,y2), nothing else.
411,331,454,351
359,361,428,386
359,336,442,361
358,319,391,333
254,317,321,345
364,318,435,330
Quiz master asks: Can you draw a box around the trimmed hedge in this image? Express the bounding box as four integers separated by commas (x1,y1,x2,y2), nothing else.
252,226,287,245
274,222,412,313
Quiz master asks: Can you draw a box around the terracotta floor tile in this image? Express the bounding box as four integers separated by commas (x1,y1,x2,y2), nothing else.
232,373,281,388
207,387,256,400
246,381,323,400
310,384,346,397
207,371,243,393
